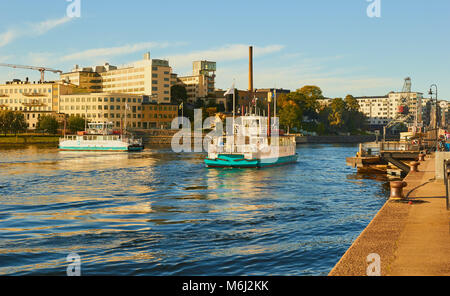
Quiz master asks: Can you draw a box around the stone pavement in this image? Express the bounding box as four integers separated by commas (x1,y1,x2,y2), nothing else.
329,153,450,276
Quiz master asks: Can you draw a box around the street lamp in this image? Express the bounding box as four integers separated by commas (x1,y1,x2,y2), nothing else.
429,84,438,152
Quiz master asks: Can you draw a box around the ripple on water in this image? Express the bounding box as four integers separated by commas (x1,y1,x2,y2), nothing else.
0,144,388,275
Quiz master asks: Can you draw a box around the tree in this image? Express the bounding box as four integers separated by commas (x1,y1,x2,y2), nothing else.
287,87,321,124
170,85,188,104
67,115,86,133
11,112,27,135
0,110,17,136
344,95,360,112
37,115,59,134
297,85,324,100
279,100,302,134
328,98,346,131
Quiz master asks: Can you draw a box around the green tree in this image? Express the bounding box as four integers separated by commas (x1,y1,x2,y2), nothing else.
328,98,346,131
279,101,302,134
0,111,9,136
37,115,59,134
170,85,188,104
344,94,360,112
11,112,27,135
67,115,87,133
297,85,324,100
0,110,15,136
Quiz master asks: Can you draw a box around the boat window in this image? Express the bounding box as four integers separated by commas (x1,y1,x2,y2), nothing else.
245,136,250,145
83,136,87,140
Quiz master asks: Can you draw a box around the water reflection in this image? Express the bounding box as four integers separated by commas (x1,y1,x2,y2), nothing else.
0,144,389,275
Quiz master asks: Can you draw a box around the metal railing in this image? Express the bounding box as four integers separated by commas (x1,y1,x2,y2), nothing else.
360,141,421,156
443,160,450,210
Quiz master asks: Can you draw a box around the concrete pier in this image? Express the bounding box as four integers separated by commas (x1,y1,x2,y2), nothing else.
329,153,450,276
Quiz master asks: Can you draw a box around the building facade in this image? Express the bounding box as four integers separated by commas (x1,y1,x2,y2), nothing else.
59,93,178,130
0,80,74,129
61,52,173,104
355,92,423,129
177,61,216,104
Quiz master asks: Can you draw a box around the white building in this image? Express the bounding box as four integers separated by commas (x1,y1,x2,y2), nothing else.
355,92,423,128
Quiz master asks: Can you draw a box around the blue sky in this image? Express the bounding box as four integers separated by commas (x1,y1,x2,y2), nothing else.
0,0,449,99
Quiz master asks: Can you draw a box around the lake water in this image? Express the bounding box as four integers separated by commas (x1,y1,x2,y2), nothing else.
0,144,389,275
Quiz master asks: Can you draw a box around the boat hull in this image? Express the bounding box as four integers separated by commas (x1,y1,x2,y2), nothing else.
205,153,298,168
58,144,144,152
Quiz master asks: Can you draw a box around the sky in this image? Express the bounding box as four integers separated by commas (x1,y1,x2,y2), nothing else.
0,0,449,99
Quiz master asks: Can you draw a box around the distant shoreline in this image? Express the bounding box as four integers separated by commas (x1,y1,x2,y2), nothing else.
0,135,59,145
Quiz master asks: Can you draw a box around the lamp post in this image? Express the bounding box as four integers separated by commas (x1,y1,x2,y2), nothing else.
429,84,438,152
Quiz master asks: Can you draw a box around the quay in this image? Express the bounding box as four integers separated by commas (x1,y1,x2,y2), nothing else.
329,153,450,276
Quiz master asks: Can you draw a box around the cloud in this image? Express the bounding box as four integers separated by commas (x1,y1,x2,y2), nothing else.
60,42,176,62
167,44,285,72
32,17,72,35
0,30,17,47
215,55,398,98
0,16,72,48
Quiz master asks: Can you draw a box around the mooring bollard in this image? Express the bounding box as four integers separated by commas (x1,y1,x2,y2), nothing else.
418,153,426,161
409,161,420,172
390,181,407,200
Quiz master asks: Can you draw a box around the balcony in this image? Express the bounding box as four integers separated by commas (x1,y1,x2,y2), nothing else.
23,92,46,97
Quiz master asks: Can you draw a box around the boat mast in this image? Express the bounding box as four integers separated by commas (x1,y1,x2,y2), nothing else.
124,103,128,135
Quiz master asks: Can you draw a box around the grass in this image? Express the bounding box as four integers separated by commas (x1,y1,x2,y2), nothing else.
0,134,60,144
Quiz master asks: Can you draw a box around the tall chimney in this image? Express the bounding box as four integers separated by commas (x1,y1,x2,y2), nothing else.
249,46,253,93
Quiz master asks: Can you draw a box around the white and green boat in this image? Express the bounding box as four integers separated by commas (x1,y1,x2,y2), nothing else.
205,115,298,168
59,122,144,152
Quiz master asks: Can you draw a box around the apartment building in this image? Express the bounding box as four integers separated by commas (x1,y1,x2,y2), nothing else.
177,61,216,104
61,52,173,104
355,92,423,128
0,80,75,129
59,93,178,130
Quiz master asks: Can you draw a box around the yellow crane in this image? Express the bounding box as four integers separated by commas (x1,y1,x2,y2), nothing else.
0,63,62,83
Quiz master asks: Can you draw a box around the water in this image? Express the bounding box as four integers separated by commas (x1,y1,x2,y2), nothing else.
0,144,389,275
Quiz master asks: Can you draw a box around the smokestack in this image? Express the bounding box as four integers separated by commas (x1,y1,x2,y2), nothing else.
249,46,253,93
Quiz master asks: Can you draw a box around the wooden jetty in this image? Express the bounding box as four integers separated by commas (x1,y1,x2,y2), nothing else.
347,141,422,176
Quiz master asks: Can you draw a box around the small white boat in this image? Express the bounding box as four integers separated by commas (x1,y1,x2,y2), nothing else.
59,122,144,152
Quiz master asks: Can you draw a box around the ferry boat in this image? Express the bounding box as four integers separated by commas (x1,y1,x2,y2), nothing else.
204,115,298,168
59,122,144,152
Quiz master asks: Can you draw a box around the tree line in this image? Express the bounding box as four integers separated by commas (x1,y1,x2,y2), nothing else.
0,110,88,135
277,86,367,135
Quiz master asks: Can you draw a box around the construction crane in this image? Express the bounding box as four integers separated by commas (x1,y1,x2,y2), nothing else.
383,77,417,139
0,63,62,83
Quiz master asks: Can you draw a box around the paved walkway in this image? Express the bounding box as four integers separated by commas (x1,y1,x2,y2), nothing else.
388,155,450,275
329,154,450,276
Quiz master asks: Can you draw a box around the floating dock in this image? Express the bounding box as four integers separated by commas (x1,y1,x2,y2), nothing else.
329,153,450,276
